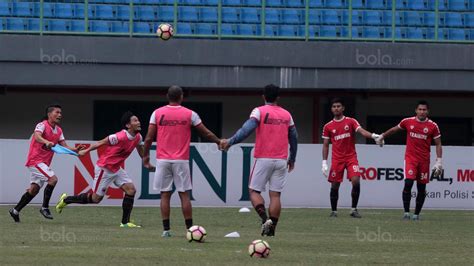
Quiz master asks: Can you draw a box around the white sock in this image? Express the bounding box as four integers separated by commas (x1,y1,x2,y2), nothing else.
13,209,19,215
351,208,356,212
404,212,410,215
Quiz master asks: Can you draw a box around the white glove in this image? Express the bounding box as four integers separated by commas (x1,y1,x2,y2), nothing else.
322,160,329,178
432,158,443,177
372,133,384,147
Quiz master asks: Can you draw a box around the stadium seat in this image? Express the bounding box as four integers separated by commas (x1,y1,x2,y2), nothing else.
237,24,258,35
387,0,408,9
346,11,364,25
13,2,33,17
407,27,424,39
0,2,11,16
326,0,346,9
93,5,115,20
71,20,85,32
201,7,218,22
116,5,130,20
320,26,338,37
322,10,341,25
90,21,110,32
308,10,321,24
424,12,437,26
178,7,199,22
7,18,26,31
133,22,151,33
351,0,366,9
222,8,240,23
342,26,358,37
111,21,129,33
46,20,69,31
427,0,448,10
404,12,423,26
364,11,383,25
243,0,262,6
265,9,280,24
135,6,156,21
223,0,242,5
180,0,203,4
287,0,305,8
158,6,174,21
465,13,474,27
385,27,403,38
306,25,320,37
445,13,463,27
28,19,40,31
241,8,260,23
449,0,468,10
366,0,387,9
265,25,277,36
383,11,402,25
266,0,284,7
202,0,219,5
279,25,298,36
408,0,428,10
220,24,236,35
56,3,74,18
309,0,324,8
177,23,193,34
282,10,303,24
448,28,468,39
195,23,216,34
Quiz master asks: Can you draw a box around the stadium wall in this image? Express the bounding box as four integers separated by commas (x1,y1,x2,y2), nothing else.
1,141,473,209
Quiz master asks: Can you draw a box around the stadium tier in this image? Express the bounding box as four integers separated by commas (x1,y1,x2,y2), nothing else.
0,0,473,40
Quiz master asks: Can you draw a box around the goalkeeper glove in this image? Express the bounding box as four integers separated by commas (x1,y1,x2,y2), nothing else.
432,158,443,177
322,160,329,178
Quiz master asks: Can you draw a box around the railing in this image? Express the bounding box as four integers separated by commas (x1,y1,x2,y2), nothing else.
0,0,472,43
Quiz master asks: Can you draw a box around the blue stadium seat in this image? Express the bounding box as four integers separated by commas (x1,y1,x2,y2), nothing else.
28,19,40,31
221,24,236,35
320,26,338,37
116,5,130,20
71,20,86,32
90,21,110,32
195,23,216,34
309,0,324,8
347,11,364,25
133,22,151,33
448,28,468,39
241,8,260,23
7,18,26,31
223,0,242,5
266,0,284,7
181,0,204,4
243,0,261,6
56,3,74,18
383,11,402,25
407,28,423,39
265,9,280,24
0,2,10,16
427,0,448,10
322,10,341,25
445,12,463,27
222,8,240,23
72,4,91,19
287,0,305,8
47,20,69,31
158,6,174,21
364,11,383,25
135,6,156,21
385,27,403,38
111,21,129,33
465,13,474,27
282,9,303,24
427,28,446,39
326,0,346,8
237,24,259,35
404,12,423,26
279,25,298,36
424,12,436,26
366,0,387,9
308,10,321,24
202,0,219,5
306,25,320,37
265,25,277,36
177,23,193,34
408,0,427,10
178,7,199,22
449,0,468,10
351,0,365,9
363,27,382,38
201,7,218,22
35,3,55,18
342,26,358,37
387,0,407,9
470,29,474,40
93,5,115,20
13,2,33,17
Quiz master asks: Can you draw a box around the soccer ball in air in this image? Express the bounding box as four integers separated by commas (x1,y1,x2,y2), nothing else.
248,239,271,258
186,225,207,242
156,23,174,40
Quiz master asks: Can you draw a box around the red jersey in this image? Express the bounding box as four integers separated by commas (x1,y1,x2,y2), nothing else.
322,116,361,161
398,117,441,162
25,120,64,167
96,130,142,173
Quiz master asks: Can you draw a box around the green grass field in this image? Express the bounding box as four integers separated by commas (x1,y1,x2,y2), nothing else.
1,206,472,265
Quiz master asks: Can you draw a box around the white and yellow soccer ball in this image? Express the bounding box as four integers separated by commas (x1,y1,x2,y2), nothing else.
186,225,207,242
248,239,271,258
156,23,174,40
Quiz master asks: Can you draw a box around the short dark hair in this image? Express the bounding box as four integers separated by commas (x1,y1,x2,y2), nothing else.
263,84,280,103
41,104,62,121
121,111,135,129
416,100,429,109
167,85,183,102
330,98,344,106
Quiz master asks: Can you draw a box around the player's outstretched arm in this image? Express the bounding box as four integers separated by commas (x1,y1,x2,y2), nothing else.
143,124,157,169
287,126,298,172
58,140,86,153
227,118,258,147
76,137,108,156
357,127,384,146
195,123,221,144
321,138,330,177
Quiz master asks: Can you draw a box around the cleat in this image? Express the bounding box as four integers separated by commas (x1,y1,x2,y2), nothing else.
329,211,338,218
261,219,273,236
55,193,68,213
350,210,362,218
267,224,276,237
120,222,141,228
402,213,411,220
39,208,53,219
161,230,172,237
412,214,420,221
9,208,20,223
